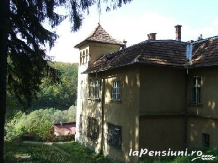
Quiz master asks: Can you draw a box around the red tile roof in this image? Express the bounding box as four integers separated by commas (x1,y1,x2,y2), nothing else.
83,40,187,73
191,37,218,68
80,29,218,74
74,24,124,48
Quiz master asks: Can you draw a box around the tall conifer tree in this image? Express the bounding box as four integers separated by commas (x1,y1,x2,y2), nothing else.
0,0,131,162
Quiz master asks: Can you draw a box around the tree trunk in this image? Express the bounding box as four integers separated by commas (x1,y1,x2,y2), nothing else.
0,0,9,162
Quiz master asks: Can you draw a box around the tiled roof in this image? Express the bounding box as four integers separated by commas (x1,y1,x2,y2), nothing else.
74,24,124,48
191,36,218,68
83,40,187,73
82,35,218,74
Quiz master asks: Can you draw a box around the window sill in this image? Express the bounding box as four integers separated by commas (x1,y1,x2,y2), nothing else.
88,98,101,101
110,99,122,103
189,103,203,107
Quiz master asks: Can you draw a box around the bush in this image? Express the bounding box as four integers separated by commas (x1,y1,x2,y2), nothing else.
5,106,77,142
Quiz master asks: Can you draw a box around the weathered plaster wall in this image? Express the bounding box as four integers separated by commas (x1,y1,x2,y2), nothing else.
187,67,218,147
139,65,186,151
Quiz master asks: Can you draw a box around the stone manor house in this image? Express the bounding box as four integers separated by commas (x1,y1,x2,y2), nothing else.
75,24,218,163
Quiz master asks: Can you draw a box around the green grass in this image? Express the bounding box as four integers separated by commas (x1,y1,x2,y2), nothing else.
4,141,120,163
4,142,70,163
4,141,218,163
53,141,121,163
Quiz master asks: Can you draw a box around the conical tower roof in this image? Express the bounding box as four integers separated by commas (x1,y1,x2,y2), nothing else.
74,24,124,48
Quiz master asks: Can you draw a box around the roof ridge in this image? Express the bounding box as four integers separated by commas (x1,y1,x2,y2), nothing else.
139,39,187,44
74,24,124,48
192,35,218,44
87,23,101,39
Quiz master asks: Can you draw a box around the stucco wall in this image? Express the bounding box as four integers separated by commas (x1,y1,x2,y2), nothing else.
89,43,120,65
139,116,186,151
139,65,186,151
188,117,218,147
188,67,218,117
139,65,186,114
76,65,140,163
187,67,218,148
102,66,140,163
76,42,121,151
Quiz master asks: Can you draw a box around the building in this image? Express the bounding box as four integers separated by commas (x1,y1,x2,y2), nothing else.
52,122,76,136
75,24,218,163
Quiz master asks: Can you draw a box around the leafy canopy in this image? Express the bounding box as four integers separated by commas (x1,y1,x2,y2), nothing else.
7,0,132,110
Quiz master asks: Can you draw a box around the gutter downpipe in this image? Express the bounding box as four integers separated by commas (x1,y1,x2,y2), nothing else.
100,72,105,154
185,43,192,148
185,67,188,148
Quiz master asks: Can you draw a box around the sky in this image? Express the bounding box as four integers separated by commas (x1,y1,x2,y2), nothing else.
47,0,218,63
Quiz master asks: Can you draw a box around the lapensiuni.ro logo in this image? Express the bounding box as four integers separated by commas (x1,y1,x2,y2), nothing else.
129,148,216,161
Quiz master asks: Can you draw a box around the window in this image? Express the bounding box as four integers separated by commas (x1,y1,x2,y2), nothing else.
95,80,100,99
80,52,82,65
82,51,85,64
192,77,201,103
87,117,98,141
112,81,121,101
202,133,210,147
85,49,89,63
89,79,94,98
107,123,122,149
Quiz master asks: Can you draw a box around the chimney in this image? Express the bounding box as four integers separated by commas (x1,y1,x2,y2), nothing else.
147,33,156,40
175,25,182,41
121,40,127,49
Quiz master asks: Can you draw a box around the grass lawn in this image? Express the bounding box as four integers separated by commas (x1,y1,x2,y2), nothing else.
4,141,218,163
4,141,120,163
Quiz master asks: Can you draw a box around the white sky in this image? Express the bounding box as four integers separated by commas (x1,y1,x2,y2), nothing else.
47,0,218,63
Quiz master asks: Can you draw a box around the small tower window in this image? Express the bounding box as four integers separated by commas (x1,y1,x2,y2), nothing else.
85,49,89,63
80,52,82,65
82,51,85,64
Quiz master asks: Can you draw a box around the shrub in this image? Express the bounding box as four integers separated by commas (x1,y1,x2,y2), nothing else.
5,106,76,142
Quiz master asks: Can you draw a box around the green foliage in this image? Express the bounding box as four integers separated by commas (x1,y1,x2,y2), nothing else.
27,144,70,162
4,141,123,163
5,106,76,142
139,147,218,163
32,62,78,110
1,0,132,161
4,142,70,163
53,142,121,163
7,0,65,110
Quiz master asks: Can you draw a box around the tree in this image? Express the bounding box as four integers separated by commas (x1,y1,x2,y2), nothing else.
33,62,78,110
0,0,132,162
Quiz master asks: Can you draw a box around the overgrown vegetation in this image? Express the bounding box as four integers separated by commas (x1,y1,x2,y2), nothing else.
6,62,78,112
4,142,120,163
32,62,78,110
5,62,78,142
138,147,218,163
4,142,70,163
4,141,218,163
5,106,76,142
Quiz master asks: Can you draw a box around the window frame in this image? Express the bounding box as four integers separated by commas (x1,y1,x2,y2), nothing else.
95,79,100,99
191,76,201,104
107,122,122,149
87,117,99,142
111,81,121,101
89,79,94,99
202,133,210,147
